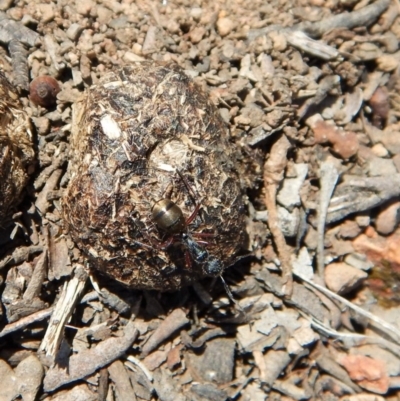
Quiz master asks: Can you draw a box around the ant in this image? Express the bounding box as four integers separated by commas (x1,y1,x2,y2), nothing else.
150,169,224,277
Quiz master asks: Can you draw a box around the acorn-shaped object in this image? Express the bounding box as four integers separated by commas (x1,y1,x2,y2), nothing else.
62,62,245,291
0,72,34,224
29,76,60,108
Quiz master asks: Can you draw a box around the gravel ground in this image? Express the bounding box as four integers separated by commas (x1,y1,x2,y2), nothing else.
1,0,400,400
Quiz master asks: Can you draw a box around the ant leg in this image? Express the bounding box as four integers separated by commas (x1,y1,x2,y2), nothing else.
176,169,199,203
176,169,204,226
184,250,193,269
131,215,174,250
185,202,201,226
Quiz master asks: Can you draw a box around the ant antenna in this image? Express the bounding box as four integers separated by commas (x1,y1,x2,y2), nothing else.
176,169,200,205
219,275,244,313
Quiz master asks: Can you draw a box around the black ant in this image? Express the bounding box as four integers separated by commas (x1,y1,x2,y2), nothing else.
150,170,224,277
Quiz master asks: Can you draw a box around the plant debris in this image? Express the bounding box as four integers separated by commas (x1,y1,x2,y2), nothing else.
1,0,400,400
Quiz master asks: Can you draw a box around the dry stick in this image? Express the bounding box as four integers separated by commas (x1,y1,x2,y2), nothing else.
293,0,392,38
0,12,40,90
308,316,400,358
263,134,293,297
39,264,88,357
248,0,391,44
8,39,29,91
316,162,339,282
0,307,54,338
141,308,189,357
297,273,400,345
43,322,139,392
0,291,98,339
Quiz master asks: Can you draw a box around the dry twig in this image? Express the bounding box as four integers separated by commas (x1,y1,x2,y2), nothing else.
263,134,293,297
43,321,139,392
39,265,88,358
293,0,391,38
316,162,339,281
141,308,190,357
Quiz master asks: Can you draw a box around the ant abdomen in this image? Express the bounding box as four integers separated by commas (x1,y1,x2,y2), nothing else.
151,199,185,233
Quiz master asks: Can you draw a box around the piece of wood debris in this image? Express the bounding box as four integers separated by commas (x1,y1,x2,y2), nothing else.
39,265,88,357
43,321,139,392
141,308,189,357
108,360,138,401
263,134,293,296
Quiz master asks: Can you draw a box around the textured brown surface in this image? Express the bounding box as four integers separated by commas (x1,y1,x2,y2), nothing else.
63,61,245,290
0,72,34,224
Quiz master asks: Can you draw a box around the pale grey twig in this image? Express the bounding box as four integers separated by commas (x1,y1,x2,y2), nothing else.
317,162,339,281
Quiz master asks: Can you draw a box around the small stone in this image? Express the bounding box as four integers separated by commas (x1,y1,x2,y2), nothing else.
122,51,145,63
0,0,13,11
375,201,400,235
235,104,264,127
354,42,382,61
381,128,400,155
67,23,84,41
277,163,308,211
108,16,129,29
38,3,55,23
216,17,234,37
368,157,397,176
376,53,400,72
75,0,94,16
393,154,400,172
371,143,389,158
339,220,361,239
31,117,50,136
325,262,367,294
132,43,142,55
287,338,303,355
187,339,235,384
268,31,287,52
190,7,203,20
0,359,18,401
166,20,180,34
344,253,374,271
355,215,370,228
293,324,319,347
72,69,83,86
15,355,44,401
189,26,205,44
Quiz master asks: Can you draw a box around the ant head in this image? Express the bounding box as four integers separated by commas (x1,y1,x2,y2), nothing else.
204,256,224,276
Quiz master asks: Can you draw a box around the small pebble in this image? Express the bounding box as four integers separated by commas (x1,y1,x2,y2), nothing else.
368,156,397,176
344,253,374,271
190,7,203,20
31,117,51,136
75,0,94,16
375,201,400,235
393,154,400,172
355,215,370,228
339,220,361,239
38,3,55,23
96,6,113,25
376,53,400,72
66,23,84,41
189,26,205,44
325,262,367,294
216,17,234,37
277,164,308,211
371,143,389,158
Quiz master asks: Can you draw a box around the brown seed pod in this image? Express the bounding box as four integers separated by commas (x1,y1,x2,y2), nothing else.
62,61,245,291
0,71,34,223
29,76,60,107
